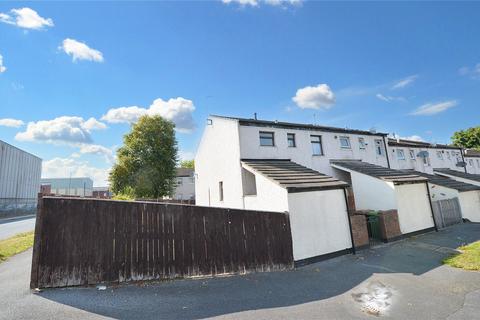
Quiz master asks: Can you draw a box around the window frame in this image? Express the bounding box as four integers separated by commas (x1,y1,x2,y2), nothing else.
219,181,224,202
437,151,443,160
374,139,385,156
358,137,366,149
310,135,324,156
259,131,275,147
287,133,296,148
397,149,406,160
339,136,351,149
409,149,416,160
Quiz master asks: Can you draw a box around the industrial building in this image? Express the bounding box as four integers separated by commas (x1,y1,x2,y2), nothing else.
0,140,42,218
40,177,93,197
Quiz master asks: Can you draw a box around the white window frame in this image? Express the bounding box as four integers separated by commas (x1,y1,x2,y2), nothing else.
446,151,451,160
397,149,406,160
375,139,385,156
339,136,351,149
358,137,366,149
437,151,443,160
409,149,416,160
469,159,474,166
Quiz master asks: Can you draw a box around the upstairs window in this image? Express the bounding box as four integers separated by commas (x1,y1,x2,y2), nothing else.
397,149,406,160
375,139,385,156
339,136,351,149
287,133,296,147
477,159,480,167
437,151,443,160
446,151,451,160
409,149,416,160
469,159,474,166
259,131,274,146
311,135,323,156
358,137,366,149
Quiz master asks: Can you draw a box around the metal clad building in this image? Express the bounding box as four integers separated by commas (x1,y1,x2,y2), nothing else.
41,177,94,197
0,140,42,218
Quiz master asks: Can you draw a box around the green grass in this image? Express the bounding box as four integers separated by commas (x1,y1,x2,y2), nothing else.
443,241,480,271
0,231,34,263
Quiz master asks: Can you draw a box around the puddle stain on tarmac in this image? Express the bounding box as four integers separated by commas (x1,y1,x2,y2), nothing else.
352,281,394,317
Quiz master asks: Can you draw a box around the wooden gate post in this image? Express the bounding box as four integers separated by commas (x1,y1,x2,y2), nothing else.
30,193,45,289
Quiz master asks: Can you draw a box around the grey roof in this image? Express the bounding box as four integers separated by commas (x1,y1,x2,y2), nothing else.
331,160,428,184
464,149,480,158
433,168,480,183
176,168,194,177
403,170,480,192
241,159,348,193
387,138,461,151
211,115,388,137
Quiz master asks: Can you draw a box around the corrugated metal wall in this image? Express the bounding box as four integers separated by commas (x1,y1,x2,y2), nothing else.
0,140,42,218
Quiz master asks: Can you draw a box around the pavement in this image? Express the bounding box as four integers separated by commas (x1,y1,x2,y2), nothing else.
1,223,480,320
0,216,36,240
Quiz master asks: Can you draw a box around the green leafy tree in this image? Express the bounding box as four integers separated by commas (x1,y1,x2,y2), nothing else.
451,127,480,150
110,115,178,198
180,159,194,169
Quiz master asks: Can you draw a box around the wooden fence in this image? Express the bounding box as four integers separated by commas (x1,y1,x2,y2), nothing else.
432,198,463,229
30,197,293,288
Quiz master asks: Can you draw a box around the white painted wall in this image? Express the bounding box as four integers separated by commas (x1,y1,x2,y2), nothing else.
238,125,388,178
459,191,480,222
428,184,459,201
465,157,480,174
242,166,289,213
395,183,435,234
195,117,244,208
287,189,352,261
388,146,463,174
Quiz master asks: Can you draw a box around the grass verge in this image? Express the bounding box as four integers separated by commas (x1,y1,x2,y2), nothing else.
443,241,480,271
0,231,34,263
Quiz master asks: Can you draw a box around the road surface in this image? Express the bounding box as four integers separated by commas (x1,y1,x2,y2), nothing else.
0,216,36,240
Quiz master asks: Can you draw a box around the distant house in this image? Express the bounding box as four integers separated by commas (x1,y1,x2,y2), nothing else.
93,187,111,199
173,168,195,200
40,177,93,197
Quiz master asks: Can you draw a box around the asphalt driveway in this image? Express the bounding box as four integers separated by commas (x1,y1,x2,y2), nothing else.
1,223,480,320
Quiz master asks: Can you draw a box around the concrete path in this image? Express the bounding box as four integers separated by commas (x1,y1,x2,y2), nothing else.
0,216,35,240
1,223,480,320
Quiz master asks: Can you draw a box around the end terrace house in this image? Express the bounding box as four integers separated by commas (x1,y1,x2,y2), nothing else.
195,115,391,210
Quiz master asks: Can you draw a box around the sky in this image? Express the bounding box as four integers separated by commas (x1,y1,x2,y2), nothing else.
1,1,479,186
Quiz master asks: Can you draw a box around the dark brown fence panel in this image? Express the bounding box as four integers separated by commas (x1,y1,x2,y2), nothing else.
31,197,294,289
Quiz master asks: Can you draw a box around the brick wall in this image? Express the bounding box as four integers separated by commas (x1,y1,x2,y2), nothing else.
378,210,402,241
350,215,369,248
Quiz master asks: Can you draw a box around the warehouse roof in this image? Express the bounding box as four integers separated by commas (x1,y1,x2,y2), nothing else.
211,115,388,136
331,160,427,184
403,170,480,192
433,168,480,183
241,159,348,193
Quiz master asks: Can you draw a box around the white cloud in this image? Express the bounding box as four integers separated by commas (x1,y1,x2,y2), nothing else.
15,116,107,144
375,93,406,102
410,100,457,116
222,0,301,6
0,118,24,128
42,157,110,187
78,144,115,163
0,7,53,30
391,75,418,90
60,38,104,62
102,97,196,132
459,63,480,79
0,54,6,73
292,84,335,110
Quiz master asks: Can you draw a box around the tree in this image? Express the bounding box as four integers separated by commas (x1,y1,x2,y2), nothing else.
180,159,194,169
451,127,480,150
110,115,178,198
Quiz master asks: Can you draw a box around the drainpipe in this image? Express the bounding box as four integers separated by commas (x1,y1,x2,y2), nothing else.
382,136,391,169
425,181,438,232
342,187,356,254
460,148,468,174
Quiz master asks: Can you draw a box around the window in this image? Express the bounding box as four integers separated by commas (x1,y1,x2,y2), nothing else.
469,159,474,166
287,133,296,147
358,137,366,149
397,149,405,160
311,135,323,156
423,156,430,166
409,149,416,160
219,181,224,201
177,178,183,186
437,151,443,160
477,159,480,167
259,131,274,146
339,136,351,149
446,151,451,160
375,139,385,156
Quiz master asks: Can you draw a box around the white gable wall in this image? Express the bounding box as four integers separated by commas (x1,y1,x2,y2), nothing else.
243,168,289,212
239,125,388,178
388,146,463,174
348,171,397,211
428,184,459,201
459,191,480,222
195,117,244,208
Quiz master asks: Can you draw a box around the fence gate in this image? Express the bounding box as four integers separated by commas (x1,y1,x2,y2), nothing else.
432,198,463,229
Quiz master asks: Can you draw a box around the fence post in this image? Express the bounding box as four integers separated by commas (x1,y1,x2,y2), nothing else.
30,193,45,289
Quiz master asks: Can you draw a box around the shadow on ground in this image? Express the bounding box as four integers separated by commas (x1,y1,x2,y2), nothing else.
38,223,480,320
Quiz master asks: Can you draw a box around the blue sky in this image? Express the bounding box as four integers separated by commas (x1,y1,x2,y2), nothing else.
1,1,479,185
